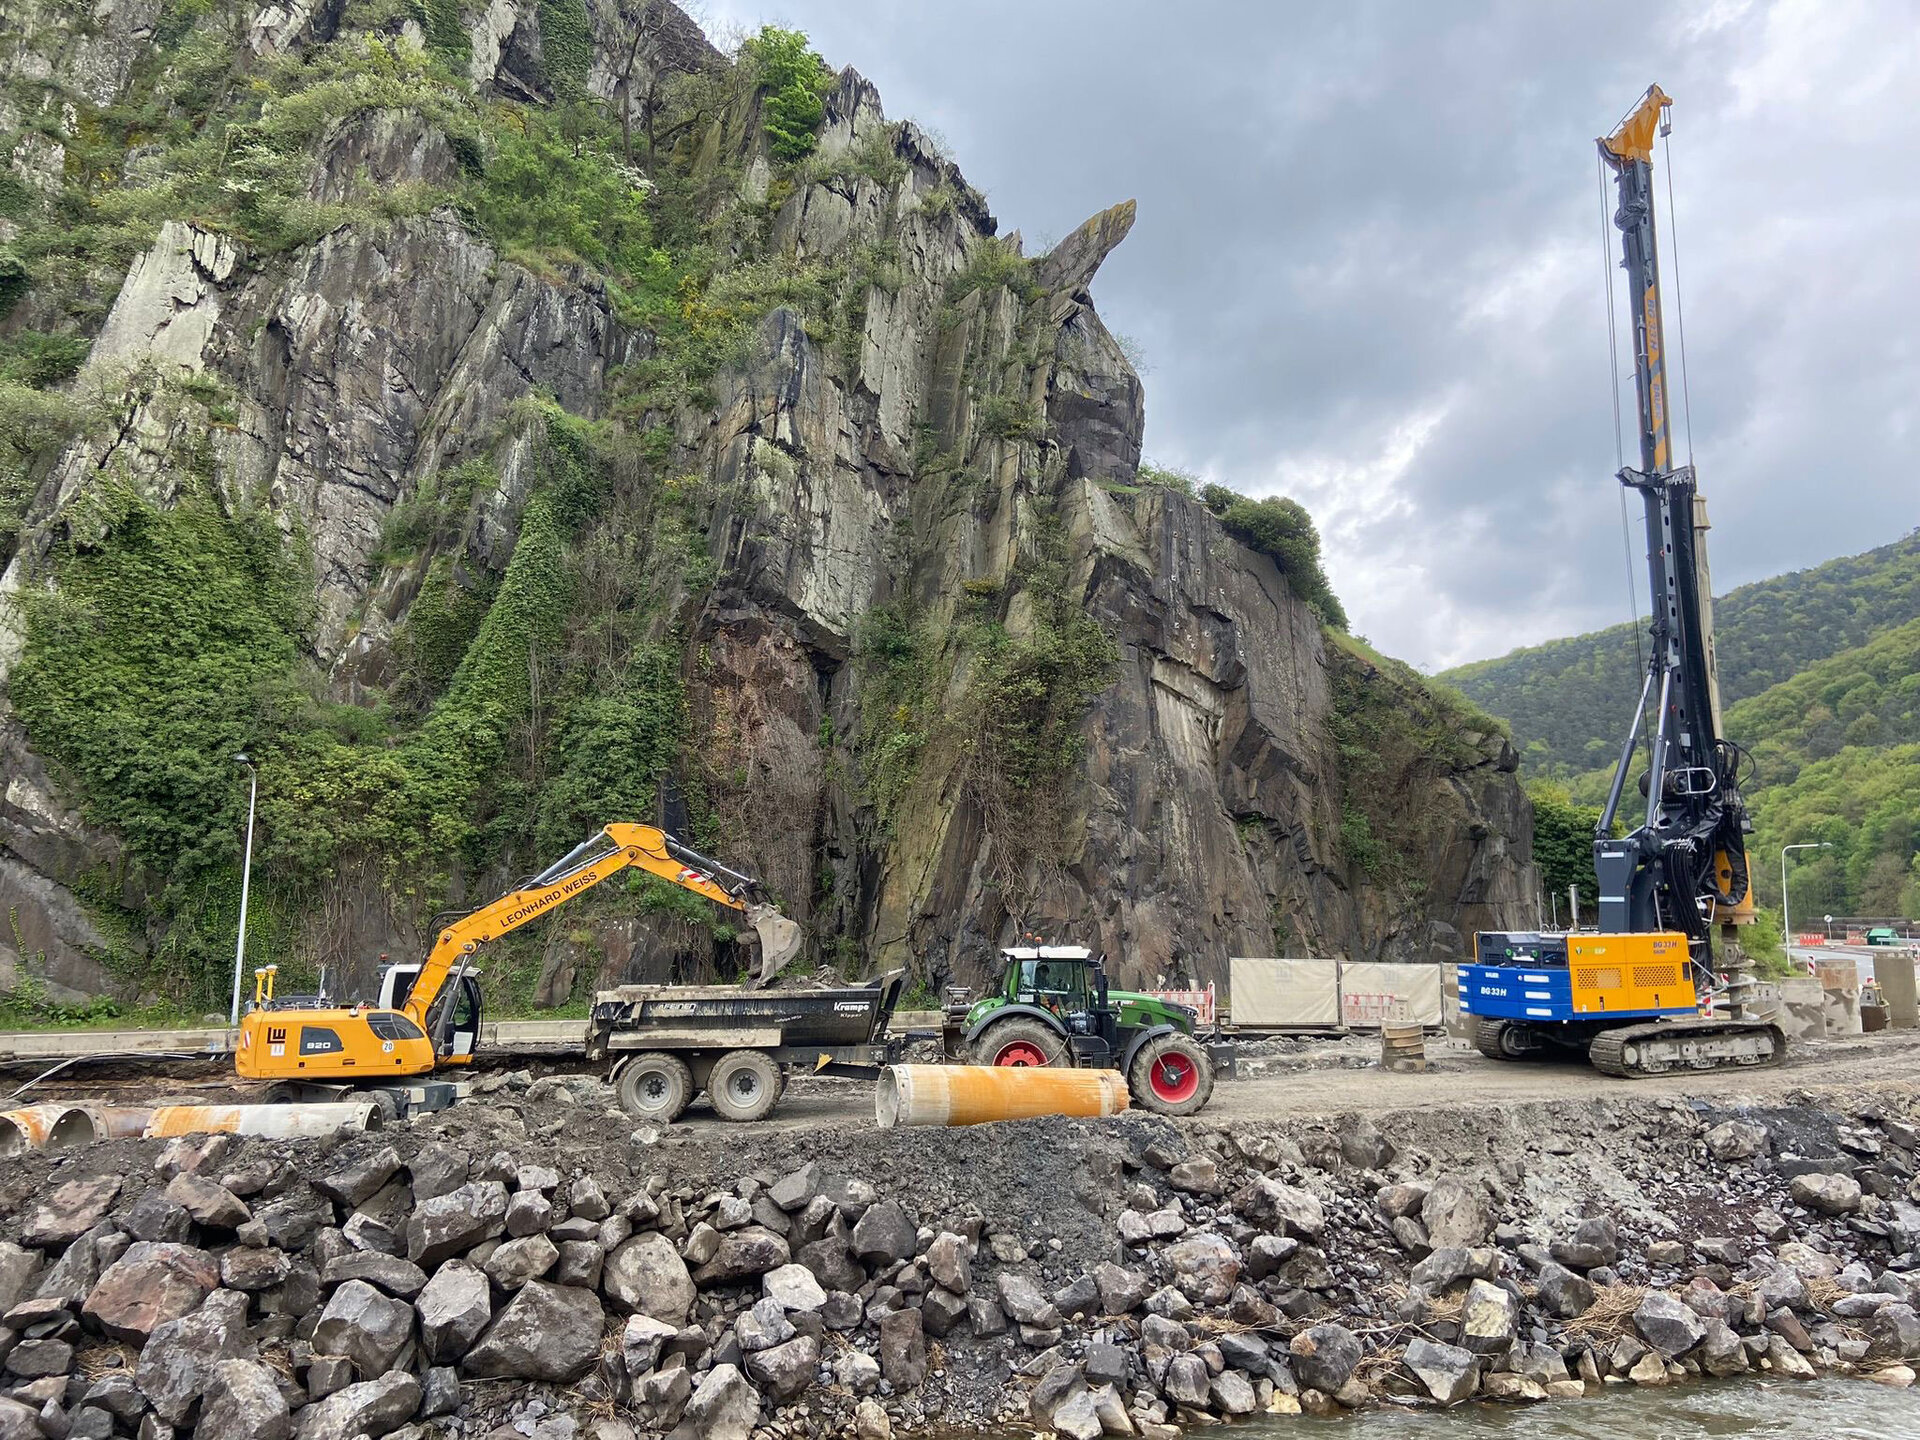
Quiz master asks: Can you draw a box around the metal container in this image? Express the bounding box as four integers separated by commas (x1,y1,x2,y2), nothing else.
0,1104,98,1156
143,1102,383,1139
874,1064,1128,1129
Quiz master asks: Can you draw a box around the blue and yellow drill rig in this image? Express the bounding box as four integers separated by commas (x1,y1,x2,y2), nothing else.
1460,86,1786,1079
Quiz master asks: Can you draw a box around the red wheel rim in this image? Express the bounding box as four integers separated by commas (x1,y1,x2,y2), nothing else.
994,1039,1049,1067
1149,1053,1200,1103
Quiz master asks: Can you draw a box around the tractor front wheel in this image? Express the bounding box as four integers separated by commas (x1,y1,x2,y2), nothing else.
973,1017,1067,1068
1128,1034,1214,1117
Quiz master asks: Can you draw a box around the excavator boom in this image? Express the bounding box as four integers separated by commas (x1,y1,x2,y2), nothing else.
235,824,802,1085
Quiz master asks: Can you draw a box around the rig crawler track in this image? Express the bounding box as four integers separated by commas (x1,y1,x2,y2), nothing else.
1587,1018,1787,1078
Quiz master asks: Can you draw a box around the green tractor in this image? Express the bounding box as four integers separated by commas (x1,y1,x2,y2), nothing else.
946,945,1218,1116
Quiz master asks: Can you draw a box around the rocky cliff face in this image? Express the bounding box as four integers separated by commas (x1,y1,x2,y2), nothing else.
0,0,1534,1012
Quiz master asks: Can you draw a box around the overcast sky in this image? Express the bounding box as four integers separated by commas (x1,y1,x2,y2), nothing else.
699,0,1918,670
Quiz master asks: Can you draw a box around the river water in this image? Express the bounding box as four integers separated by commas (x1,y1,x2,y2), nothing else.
1233,1380,1920,1437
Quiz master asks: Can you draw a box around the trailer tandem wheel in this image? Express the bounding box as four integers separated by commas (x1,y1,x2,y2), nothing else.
707,1050,782,1122
617,1052,693,1122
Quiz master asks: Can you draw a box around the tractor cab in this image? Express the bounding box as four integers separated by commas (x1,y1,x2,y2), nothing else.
950,943,1218,1115
975,946,1115,1062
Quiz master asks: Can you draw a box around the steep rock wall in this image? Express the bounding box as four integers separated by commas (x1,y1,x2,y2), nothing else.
0,0,1533,1012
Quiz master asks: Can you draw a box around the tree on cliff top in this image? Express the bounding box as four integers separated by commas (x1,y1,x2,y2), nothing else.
742,26,833,161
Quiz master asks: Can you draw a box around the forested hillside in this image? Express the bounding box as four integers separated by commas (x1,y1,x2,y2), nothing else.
1443,530,1920,779
1491,535,1920,921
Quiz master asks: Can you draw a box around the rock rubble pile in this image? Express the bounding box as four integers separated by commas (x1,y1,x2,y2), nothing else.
4,1082,1920,1439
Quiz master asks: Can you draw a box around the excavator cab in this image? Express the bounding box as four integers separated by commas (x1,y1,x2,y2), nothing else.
379,965,484,1064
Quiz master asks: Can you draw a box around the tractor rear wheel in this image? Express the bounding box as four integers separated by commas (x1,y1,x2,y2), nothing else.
616,1052,693,1123
707,1050,782,1123
973,1017,1067,1068
1128,1034,1214,1117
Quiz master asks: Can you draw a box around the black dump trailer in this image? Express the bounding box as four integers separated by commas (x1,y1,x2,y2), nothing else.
587,970,908,1123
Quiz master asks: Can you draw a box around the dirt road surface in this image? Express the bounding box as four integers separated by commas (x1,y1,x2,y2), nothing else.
645,1026,1920,1134
21,1025,1920,1137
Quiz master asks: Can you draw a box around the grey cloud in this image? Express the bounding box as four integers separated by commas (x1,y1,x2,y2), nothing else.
704,0,1918,667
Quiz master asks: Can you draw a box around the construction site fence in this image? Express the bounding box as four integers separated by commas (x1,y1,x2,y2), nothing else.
1225,958,1445,1031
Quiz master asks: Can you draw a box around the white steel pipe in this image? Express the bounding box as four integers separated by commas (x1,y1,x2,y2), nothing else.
0,1104,99,1156
70,1104,155,1141
144,1102,383,1140
875,1064,1128,1129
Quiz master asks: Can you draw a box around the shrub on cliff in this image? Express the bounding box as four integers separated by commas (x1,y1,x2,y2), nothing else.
1200,483,1348,629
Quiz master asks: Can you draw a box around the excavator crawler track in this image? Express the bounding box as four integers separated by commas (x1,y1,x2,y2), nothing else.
1473,1018,1536,1061
1587,1018,1786,1078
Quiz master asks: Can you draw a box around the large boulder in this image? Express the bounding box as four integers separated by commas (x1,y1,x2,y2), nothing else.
0,1243,40,1313
763,1263,827,1313
199,1358,292,1440
1789,1172,1863,1216
483,1233,559,1290
463,1281,605,1382
416,1259,492,1363
22,1176,121,1247
1535,1262,1596,1318
321,1252,427,1299
878,1307,926,1388
1421,1176,1489,1248
314,1146,404,1208
1092,1261,1149,1315
312,1278,415,1378
406,1181,509,1266
255,1186,333,1251
136,1290,254,1426
1165,1233,1241,1303
669,1363,759,1440
1869,1304,1920,1360
1460,1280,1518,1354
163,1173,250,1228
294,1372,420,1440
693,1226,791,1286
851,1201,916,1265
1404,1337,1477,1404
735,1296,796,1352
1233,1177,1325,1238
995,1272,1062,1328
1635,1292,1708,1359
1288,1323,1361,1393
82,1242,219,1342
604,1232,695,1322
1551,1216,1619,1271
745,1334,819,1400
1705,1119,1769,1162
925,1233,970,1294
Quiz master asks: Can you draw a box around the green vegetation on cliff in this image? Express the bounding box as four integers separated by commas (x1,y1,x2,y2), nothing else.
1200,483,1348,629
1328,634,1508,894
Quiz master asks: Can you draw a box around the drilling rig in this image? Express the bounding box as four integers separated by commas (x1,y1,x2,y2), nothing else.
1459,86,1784,1078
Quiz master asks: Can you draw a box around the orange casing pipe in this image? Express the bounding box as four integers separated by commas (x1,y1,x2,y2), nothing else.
874,1064,1129,1128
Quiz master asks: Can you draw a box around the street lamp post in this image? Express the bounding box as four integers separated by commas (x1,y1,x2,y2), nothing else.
1780,841,1832,949
229,754,259,1028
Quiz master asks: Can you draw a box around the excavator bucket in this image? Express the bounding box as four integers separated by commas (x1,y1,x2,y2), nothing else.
746,902,804,988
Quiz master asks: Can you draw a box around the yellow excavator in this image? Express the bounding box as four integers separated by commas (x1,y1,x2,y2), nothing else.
234,825,803,1110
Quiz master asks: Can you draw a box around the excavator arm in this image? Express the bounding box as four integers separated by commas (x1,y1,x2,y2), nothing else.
399,824,804,1040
